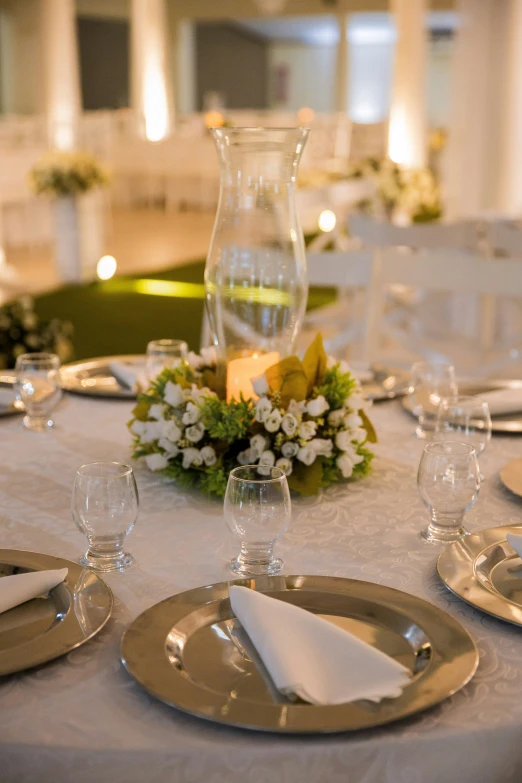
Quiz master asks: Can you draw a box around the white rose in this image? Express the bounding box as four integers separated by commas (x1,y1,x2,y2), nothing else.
275,457,293,476
164,381,185,407
309,438,333,457
145,453,168,472
238,447,257,466
187,351,204,370
337,453,355,478
287,399,306,417
351,427,367,443
200,346,217,366
259,450,275,466
265,409,282,433
182,401,200,425
190,385,210,403
130,420,146,437
343,412,363,429
161,419,182,443
281,441,299,458
148,403,164,421
200,445,217,466
252,374,269,396
345,392,366,412
281,413,298,436
299,421,317,440
326,355,336,369
255,397,272,423
335,430,354,451
141,421,161,443
327,409,344,428
182,447,203,469
185,422,205,443
257,465,273,476
306,395,329,417
297,446,316,466
158,437,179,458
250,434,268,456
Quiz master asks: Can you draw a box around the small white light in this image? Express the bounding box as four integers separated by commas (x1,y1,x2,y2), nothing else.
97,255,117,281
318,209,337,233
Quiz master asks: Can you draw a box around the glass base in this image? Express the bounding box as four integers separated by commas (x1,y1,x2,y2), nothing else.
23,415,54,432
421,525,469,544
229,556,283,577
80,551,134,572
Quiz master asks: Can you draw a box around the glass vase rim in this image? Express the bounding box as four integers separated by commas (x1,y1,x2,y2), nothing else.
210,126,310,134
422,441,476,457
411,360,455,373
76,461,134,479
228,465,287,484
147,339,188,351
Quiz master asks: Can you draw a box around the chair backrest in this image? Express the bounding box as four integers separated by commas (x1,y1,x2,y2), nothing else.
306,250,373,288
486,221,522,257
349,213,480,252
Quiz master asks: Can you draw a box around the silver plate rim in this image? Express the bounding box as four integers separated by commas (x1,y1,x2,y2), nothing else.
0,548,114,675
120,574,478,734
363,365,410,402
60,354,143,399
438,525,522,627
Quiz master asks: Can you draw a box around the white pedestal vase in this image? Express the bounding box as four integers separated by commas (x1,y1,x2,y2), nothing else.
53,190,105,283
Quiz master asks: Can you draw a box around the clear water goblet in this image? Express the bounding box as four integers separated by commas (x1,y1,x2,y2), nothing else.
224,465,292,577
15,352,62,432
434,395,492,479
417,441,480,543
145,339,188,382
408,360,458,439
72,462,139,572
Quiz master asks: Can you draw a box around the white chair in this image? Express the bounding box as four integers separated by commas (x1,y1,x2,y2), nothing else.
348,213,480,251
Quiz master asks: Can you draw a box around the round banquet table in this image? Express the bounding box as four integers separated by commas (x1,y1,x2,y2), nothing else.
1,393,522,783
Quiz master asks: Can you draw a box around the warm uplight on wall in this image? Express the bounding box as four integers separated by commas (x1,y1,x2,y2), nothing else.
318,209,337,233
388,104,413,167
144,63,169,142
297,107,315,125
97,255,117,281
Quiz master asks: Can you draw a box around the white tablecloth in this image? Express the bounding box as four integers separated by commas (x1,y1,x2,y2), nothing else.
1,394,522,783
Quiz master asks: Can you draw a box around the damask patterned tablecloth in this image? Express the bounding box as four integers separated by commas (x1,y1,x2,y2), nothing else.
1,393,522,783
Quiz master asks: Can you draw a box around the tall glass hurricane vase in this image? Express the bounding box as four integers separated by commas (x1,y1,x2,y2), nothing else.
205,127,309,401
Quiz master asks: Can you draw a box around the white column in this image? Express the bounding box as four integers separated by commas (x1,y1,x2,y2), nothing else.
497,0,522,215
388,0,427,168
175,19,196,115
334,14,349,115
42,0,81,149
131,0,174,141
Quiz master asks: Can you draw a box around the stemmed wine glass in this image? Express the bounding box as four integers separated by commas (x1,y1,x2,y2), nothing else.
224,466,292,576
72,462,139,572
15,352,62,432
417,441,480,543
145,339,188,382
408,361,458,439
434,395,492,479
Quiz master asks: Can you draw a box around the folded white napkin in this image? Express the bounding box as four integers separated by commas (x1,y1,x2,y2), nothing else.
229,585,411,706
478,388,522,416
506,532,522,558
0,568,68,614
0,387,15,407
109,361,145,391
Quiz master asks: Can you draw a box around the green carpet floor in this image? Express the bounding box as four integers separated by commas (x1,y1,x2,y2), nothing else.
33,260,336,360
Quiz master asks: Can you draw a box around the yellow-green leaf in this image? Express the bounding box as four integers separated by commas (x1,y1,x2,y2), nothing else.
265,356,308,405
130,401,150,423
360,409,377,444
302,333,328,395
287,458,323,496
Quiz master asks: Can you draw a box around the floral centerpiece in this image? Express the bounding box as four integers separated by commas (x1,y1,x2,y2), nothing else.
348,156,442,224
0,296,74,369
129,335,376,497
30,150,110,196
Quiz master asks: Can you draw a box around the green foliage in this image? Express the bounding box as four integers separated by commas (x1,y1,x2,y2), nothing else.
0,296,73,370
316,366,357,411
288,458,323,496
199,395,255,442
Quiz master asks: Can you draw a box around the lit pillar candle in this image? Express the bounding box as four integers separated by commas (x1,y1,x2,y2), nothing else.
226,352,280,403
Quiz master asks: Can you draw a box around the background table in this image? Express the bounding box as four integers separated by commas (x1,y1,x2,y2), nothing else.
1,393,522,783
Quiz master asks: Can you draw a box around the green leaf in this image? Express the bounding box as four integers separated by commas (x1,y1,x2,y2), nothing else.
302,333,328,395
360,409,377,444
288,458,323,496
130,401,150,423
265,356,308,406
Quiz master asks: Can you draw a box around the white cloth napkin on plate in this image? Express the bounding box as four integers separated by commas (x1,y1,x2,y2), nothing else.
229,585,411,706
506,532,522,558
478,388,522,416
0,568,68,614
109,361,145,391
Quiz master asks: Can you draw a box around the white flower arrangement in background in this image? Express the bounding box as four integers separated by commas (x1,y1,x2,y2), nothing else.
129,335,376,497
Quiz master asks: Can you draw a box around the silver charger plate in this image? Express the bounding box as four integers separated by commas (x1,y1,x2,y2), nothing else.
0,379,21,417
438,526,522,627
61,355,144,399
0,549,113,675
500,458,522,498
402,378,522,433
362,366,410,402
120,575,478,734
